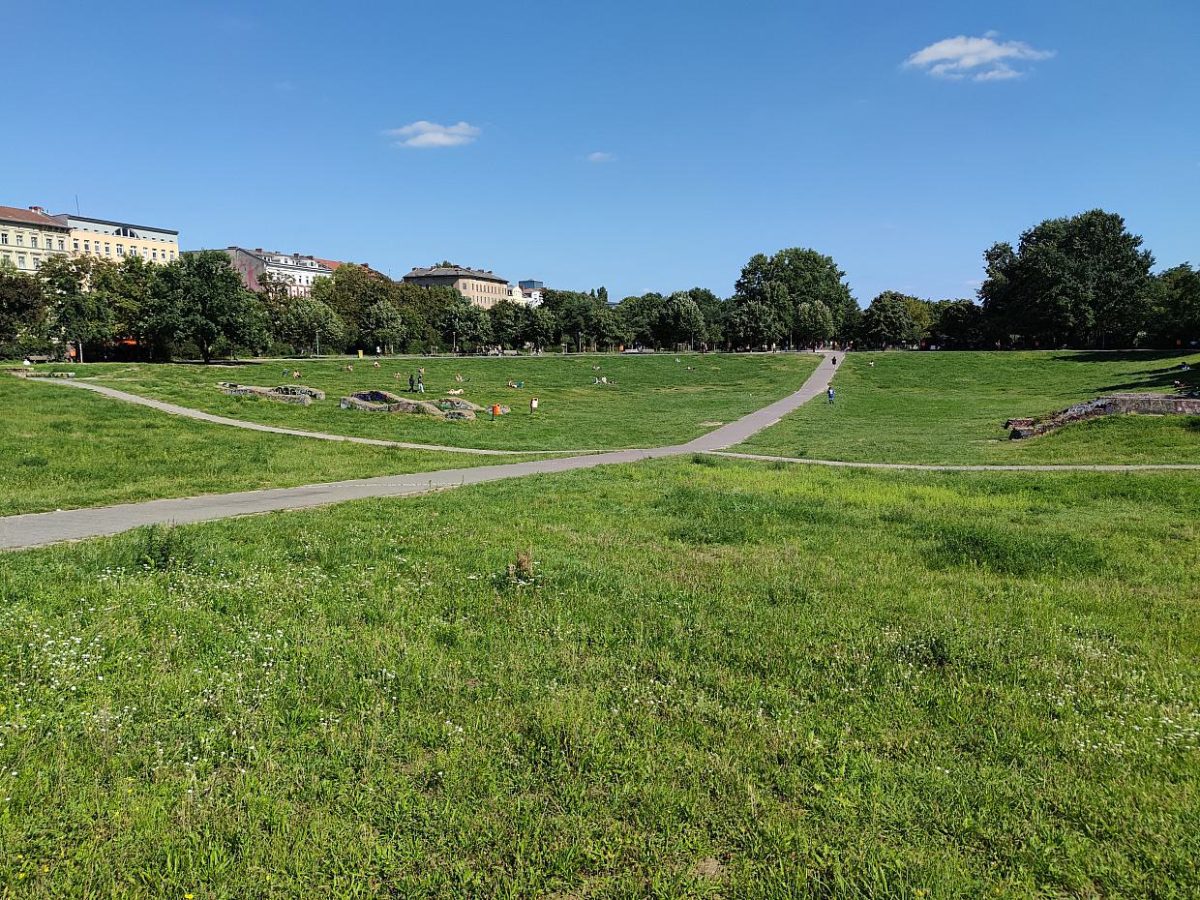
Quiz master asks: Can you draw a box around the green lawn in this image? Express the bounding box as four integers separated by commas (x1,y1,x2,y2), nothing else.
2,457,1197,896
27,352,820,451
739,350,1200,465
0,376,537,517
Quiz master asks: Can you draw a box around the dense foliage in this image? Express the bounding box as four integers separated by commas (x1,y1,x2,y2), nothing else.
2,208,1195,360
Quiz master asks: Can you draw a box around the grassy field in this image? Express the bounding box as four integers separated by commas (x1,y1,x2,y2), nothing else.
25,353,820,452
0,376,538,517
739,350,1200,465
2,457,1197,896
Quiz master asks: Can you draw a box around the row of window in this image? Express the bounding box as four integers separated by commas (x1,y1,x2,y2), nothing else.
74,239,176,262
0,231,66,251
467,279,506,295
1,251,34,270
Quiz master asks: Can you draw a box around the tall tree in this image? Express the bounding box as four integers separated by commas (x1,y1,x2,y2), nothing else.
280,297,345,355
794,300,835,348
0,265,46,356
734,248,856,346
1146,264,1200,349
38,255,117,362
727,300,782,349
861,292,920,348
657,291,706,349
929,299,986,349
979,209,1155,348
488,299,526,349
152,251,265,362
361,299,408,353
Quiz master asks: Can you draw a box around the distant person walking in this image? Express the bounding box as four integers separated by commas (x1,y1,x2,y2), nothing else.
826,385,835,405
408,373,415,393
530,397,539,415
417,374,425,394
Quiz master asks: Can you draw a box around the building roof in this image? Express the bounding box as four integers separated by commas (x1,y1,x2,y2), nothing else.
0,205,70,230
230,247,333,271
404,265,507,283
56,214,178,236
315,258,343,271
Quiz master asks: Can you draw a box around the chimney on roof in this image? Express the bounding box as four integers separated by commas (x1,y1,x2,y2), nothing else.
28,206,46,215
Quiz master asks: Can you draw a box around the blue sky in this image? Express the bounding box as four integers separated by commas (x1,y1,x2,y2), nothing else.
7,1,1198,303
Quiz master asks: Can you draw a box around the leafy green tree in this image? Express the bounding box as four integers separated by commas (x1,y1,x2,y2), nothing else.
900,295,934,343
105,255,159,354
310,264,392,347
151,251,265,362
280,297,345,355
522,306,557,350
0,266,47,356
861,292,920,348
616,293,665,348
929,299,987,349
657,291,706,349
684,288,726,349
1145,264,1200,349
361,300,408,353
727,300,782,349
594,305,629,350
488,299,525,349
734,248,856,346
794,300,835,348
979,209,1155,348
39,255,117,362
437,297,491,352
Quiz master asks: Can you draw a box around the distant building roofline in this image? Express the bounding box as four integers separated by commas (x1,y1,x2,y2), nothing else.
404,265,508,283
55,213,179,235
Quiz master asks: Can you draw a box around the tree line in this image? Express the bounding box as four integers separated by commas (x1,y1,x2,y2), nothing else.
2,208,1196,361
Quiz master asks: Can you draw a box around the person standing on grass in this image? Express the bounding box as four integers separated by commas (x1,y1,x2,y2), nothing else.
417,374,425,394
408,373,415,393
826,385,835,405
530,397,539,415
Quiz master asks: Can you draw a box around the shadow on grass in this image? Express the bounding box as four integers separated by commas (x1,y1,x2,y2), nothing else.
1049,350,1196,364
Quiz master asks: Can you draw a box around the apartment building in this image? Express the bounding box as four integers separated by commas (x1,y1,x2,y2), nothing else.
0,205,70,273
58,214,179,264
402,265,509,310
225,247,333,297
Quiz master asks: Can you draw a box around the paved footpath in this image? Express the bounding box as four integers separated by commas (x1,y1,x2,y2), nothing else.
1,354,841,550
8,352,1194,552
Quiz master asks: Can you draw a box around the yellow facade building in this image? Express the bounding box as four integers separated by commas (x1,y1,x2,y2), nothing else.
58,213,180,264
401,265,510,309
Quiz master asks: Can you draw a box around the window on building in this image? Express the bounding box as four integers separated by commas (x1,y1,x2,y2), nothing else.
152,249,158,261
117,244,125,256
84,241,90,253
18,254,27,269
73,239,79,251
30,236,38,249
105,243,111,256
58,239,65,251
16,234,24,246
0,233,7,245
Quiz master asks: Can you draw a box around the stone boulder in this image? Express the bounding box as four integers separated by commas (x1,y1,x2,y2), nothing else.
436,397,483,412
340,390,441,415
1006,393,1200,439
219,382,317,406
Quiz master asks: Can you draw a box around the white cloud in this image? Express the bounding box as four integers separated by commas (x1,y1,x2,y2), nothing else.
586,151,615,163
905,33,1054,82
385,121,480,149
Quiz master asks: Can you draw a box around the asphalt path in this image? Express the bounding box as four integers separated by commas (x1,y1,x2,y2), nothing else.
1,354,840,550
